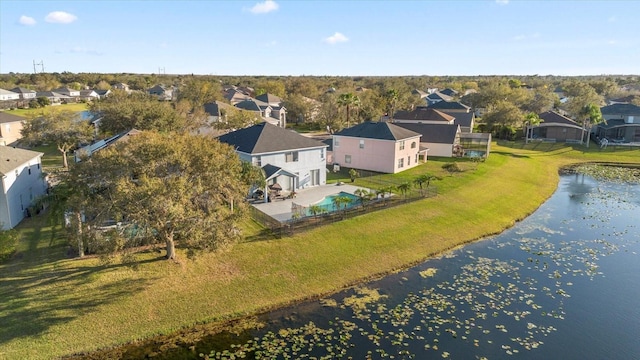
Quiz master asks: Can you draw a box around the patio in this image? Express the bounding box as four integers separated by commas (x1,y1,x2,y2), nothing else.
251,183,371,222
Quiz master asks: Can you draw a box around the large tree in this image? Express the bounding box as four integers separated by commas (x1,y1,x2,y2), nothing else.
70,131,250,260
90,91,184,135
21,110,94,169
177,78,222,107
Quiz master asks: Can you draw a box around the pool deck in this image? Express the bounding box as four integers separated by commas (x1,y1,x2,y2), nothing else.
251,183,371,222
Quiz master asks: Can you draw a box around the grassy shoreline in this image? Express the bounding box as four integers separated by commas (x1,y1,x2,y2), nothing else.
1,142,639,359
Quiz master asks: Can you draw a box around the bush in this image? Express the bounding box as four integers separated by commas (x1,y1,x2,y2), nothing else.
0,229,19,263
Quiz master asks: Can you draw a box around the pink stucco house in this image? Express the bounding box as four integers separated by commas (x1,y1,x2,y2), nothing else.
332,121,425,174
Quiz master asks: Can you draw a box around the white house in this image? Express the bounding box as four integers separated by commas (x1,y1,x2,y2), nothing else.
217,122,328,198
0,147,47,229
0,89,20,101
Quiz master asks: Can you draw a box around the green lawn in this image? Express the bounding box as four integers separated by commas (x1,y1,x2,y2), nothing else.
1,141,639,359
4,103,88,117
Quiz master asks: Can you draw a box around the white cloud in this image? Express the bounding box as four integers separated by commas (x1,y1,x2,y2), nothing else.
249,0,279,14
45,11,78,24
496,0,509,5
323,32,349,44
68,46,104,56
19,15,36,26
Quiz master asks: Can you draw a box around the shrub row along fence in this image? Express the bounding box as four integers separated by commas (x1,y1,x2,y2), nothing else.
248,185,437,238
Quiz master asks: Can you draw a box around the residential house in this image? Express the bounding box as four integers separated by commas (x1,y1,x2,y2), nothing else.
95,89,111,99
112,83,130,92
595,104,640,143
0,89,20,102
394,123,461,158
36,91,71,104
441,110,475,133
235,98,286,127
0,146,47,229
224,89,251,105
439,88,458,97
255,93,286,126
217,122,328,197
332,121,424,174
393,107,456,125
527,111,584,143
52,87,81,99
608,95,640,105
10,87,37,101
412,89,428,98
427,101,471,113
425,91,453,105
148,84,174,101
79,89,100,101
0,112,26,146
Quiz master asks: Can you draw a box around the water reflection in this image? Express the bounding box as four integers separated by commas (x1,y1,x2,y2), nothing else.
204,175,640,359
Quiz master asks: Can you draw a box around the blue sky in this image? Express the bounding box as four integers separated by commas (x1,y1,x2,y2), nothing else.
1,0,638,76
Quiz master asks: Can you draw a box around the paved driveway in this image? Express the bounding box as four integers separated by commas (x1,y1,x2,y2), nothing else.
251,183,370,222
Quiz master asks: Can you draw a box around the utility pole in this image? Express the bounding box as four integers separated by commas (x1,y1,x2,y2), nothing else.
33,60,44,74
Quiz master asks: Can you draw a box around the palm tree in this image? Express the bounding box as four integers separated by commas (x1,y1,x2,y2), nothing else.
308,204,324,219
337,92,360,128
580,103,604,147
332,195,353,217
354,188,371,209
414,174,440,196
396,182,411,200
384,89,399,121
524,112,541,143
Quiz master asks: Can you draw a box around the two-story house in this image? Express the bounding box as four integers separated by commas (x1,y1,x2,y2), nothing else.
596,103,640,143
217,122,328,199
0,146,47,229
332,121,424,174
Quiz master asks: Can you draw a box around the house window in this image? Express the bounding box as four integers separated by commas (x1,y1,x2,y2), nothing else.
37,164,40,169
399,141,405,150
345,155,352,164
254,156,262,167
415,154,418,163
334,138,340,147
28,168,31,175
398,158,404,168
320,148,324,159
359,139,365,149
411,141,417,149
285,151,299,162
407,156,410,166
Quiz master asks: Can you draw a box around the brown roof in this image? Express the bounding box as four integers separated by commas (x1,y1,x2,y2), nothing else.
0,112,27,124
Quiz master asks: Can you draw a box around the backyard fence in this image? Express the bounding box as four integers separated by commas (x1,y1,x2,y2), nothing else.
248,185,437,238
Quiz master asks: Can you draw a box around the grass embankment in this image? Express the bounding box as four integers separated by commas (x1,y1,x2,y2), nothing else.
1,142,639,359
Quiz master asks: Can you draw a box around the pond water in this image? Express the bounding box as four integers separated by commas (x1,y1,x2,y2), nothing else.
196,173,640,359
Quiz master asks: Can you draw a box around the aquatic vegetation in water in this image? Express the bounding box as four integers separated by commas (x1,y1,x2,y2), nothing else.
205,178,639,359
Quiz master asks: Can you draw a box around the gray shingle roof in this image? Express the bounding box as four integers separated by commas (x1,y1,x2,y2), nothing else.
394,107,455,122
426,92,453,102
601,103,640,116
427,101,470,111
0,146,43,175
394,123,459,144
440,110,474,129
333,121,421,141
10,87,36,94
0,112,26,124
255,93,282,105
203,101,233,116
216,122,326,154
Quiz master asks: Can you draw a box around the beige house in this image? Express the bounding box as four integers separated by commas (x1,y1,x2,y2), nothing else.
0,112,26,146
332,121,424,174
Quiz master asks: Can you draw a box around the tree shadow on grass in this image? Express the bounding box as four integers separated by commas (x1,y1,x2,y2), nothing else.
0,213,164,348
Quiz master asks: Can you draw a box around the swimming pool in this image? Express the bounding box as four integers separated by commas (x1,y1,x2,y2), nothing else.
306,191,360,216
